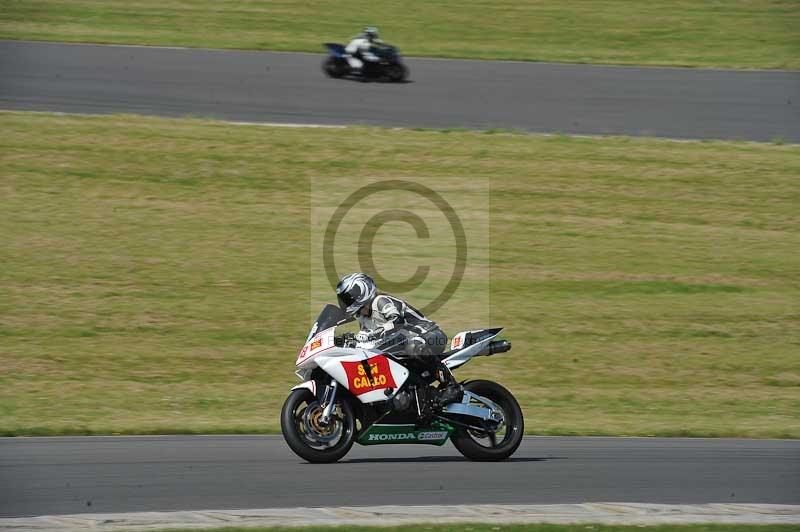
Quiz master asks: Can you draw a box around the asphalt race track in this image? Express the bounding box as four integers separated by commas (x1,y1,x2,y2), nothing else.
1,436,798,517
1,40,799,142
1,40,800,523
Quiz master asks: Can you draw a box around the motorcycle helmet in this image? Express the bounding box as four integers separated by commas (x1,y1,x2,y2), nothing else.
363,26,379,42
336,272,377,316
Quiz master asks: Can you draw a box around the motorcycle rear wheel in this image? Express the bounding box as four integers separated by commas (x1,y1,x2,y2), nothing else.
280,388,356,463
386,63,408,82
450,380,524,461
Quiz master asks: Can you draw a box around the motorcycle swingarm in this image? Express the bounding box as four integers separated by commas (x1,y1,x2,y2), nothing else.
441,391,504,422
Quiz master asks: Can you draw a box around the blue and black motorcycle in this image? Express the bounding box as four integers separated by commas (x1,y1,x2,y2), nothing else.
322,42,409,82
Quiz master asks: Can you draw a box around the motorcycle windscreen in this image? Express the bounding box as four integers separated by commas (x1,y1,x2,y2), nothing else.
306,304,353,342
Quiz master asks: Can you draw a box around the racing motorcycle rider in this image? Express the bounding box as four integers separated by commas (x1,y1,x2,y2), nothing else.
344,26,382,73
335,272,464,406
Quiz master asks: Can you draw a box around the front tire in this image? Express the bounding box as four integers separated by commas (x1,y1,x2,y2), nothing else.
322,57,347,78
280,388,356,463
450,380,524,461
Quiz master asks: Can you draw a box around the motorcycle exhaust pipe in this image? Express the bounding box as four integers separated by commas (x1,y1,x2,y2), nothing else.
482,339,511,356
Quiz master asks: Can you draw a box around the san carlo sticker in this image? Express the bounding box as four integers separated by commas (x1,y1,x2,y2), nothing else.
340,356,397,395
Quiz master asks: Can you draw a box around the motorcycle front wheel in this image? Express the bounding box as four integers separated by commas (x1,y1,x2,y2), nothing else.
280,388,356,463
450,380,524,461
322,57,347,78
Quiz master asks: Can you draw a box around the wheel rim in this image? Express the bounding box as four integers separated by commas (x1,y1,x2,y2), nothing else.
465,395,515,449
292,398,348,450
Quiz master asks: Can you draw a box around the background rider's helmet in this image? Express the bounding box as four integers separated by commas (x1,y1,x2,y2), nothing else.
336,272,377,316
363,26,379,42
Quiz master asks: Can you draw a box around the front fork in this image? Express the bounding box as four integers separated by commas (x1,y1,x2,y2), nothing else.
319,379,338,424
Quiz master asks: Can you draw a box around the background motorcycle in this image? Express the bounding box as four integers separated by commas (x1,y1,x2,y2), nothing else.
281,304,524,463
322,42,409,82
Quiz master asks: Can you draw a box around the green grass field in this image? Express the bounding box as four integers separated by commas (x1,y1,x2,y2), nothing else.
1,111,799,437
160,525,800,532
1,0,798,69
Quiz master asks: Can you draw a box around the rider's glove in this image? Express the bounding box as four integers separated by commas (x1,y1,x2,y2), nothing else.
355,330,374,344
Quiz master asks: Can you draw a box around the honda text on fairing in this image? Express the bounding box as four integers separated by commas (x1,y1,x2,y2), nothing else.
322,42,409,82
280,304,524,462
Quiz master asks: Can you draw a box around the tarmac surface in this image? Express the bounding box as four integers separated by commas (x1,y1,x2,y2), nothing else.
2,38,800,526
1,40,799,141
2,435,798,518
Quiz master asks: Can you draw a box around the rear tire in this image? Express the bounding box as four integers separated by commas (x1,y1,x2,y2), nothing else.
450,380,524,461
280,388,356,463
386,63,408,82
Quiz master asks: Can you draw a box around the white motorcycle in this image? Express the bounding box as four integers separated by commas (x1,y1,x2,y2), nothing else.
280,304,524,462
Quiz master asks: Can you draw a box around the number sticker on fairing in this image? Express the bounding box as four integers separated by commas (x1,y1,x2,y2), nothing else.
451,332,466,350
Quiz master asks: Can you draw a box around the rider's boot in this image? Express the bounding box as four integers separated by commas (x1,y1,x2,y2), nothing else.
436,363,463,406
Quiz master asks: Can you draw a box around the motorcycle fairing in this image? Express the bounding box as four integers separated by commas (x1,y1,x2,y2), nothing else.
296,326,336,366
339,355,397,396
324,42,347,58
291,380,316,395
297,304,353,366
442,327,503,369
357,421,453,446
314,350,410,404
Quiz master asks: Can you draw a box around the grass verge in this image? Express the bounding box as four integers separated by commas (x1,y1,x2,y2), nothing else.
159,524,800,532
1,111,799,438
0,1,798,69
